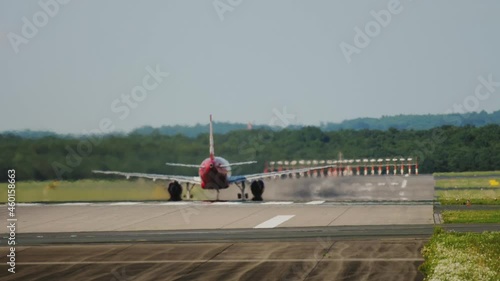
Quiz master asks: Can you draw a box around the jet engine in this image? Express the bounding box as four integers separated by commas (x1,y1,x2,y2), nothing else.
167,181,182,201
250,180,265,201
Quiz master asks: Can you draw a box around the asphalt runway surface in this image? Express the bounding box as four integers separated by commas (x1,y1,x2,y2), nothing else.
0,174,481,281
2,224,499,281
9,202,434,233
1,239,427,280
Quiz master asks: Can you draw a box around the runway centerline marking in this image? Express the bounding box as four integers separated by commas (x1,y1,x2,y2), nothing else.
254,215,295,228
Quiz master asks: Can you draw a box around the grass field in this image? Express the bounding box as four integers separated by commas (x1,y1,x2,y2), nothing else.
420,228,500,281
436,178,500,188
435,172,500,205
437,189,500,205
442,210,500,223
0,180,214,203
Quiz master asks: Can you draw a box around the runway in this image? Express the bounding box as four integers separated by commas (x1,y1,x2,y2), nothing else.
3,175,435,234
0,175,450,280
2,224,499,280
7,202,434,233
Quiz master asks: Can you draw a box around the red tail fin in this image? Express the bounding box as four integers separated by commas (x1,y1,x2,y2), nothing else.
209,114,214,160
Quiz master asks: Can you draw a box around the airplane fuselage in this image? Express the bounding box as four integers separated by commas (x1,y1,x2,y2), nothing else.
199,156,231,189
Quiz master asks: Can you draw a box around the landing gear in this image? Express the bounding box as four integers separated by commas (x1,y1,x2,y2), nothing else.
237,193,249,199
251,180,265,201
167,181,182,201
184,183,194,199
235,181,250,201
236,180,265,201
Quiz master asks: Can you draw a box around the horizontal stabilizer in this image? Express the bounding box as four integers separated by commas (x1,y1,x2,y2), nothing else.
165,163,200,168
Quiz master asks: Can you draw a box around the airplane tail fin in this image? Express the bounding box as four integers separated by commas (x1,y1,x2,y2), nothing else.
209,114,214,160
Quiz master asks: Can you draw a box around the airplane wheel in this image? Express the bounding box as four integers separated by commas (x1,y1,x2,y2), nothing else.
245,193,248,199
168,181,182,201
251,180,264,201
238,193,242,199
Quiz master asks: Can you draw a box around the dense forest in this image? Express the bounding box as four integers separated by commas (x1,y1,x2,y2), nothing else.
0,125,499,181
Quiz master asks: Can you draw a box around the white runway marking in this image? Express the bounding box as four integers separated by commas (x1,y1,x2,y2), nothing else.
305,201,325,205
211,202,242,205
262,201,294,205
109,202,140,206
254,215,295,228
58,203,92,206
17,203,41,206
401,180,407,188
158,202,191,205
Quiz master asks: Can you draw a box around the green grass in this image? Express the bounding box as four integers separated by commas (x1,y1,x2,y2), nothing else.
442,210,500,223
437,189,500,205
0,180,213,203
435,173,500,205
433,171,500,177
436,178,500,188
420,228,500,281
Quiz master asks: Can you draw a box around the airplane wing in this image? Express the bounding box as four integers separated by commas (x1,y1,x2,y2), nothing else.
165,161,257,169
92,170,201,185
228,165,334,184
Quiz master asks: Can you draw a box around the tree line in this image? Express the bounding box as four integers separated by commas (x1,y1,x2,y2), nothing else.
4,110,499,139
0,125,499,182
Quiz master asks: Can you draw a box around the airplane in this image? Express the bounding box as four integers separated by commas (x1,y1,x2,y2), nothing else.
93,115,334,201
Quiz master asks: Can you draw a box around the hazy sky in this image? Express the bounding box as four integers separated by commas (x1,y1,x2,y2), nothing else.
1,0,499,134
